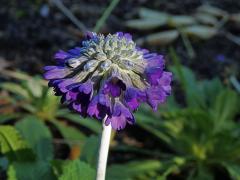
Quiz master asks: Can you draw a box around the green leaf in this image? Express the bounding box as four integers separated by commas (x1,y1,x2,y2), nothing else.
139,8,169,20
125,19,166,30
194,13,218,26
135,111,158,124
59,113,101,133
80,135,99,168
159,95,180,112
15,116,53,161
107,160,162,180
51,160,65,177
138,121,171,144
2,70,35,82
168,47,187,90
0,125,35,161
39,89,60,121
199,78,223,107
159,164,181,180
51,120,86,146
7,161,56,180
135,111,172,144
59,160,96,180
0,83,30,99
212,89,239,122
25,77,43,98
222,162,240,179
194,166,214,180
137,30,179,46
197,5,227,18
0,114,19,124
21,104,37,113
168,15,196,27
182,25,217,39
124,8,169,30
170,65,206,108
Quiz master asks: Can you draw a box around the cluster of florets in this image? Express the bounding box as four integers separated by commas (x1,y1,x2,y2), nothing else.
44,32,172,130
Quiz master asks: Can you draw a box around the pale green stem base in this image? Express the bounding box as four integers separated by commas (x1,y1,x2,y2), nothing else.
96,117,112,180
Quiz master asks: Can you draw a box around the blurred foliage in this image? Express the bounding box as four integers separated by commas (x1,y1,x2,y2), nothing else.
107,49,240,180
126,5,236,42
0,121,96,180
0,71,101,162
0,71,100,179
126,5,240,58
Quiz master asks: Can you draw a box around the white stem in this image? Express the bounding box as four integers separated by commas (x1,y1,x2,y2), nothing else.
96,116,112,180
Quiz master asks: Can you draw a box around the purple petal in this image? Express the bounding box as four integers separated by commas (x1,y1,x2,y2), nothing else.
158,72,172,94
54,50,69,60
44,67,69,80
79,81,93,94
58,79,76,93
85,31,97,39
65,91,78,101
87,94,110,119
116,32,132,41
125,88,146,110
144,53,158,59
103,80,122,97
124,33,132,41
67,83,81,92
146,55,164,68
43,66,58,71
105,116,127,130
144,54,165,85
136,47,149,54
145,67,163,86
87,96,99,117
72,102,82,112
146,86,168,111
116,32,124,38
68,47,81,56
98,94,111,107
105,102,134,130
48,79,62,87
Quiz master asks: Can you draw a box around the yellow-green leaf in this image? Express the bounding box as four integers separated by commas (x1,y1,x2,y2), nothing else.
139,8,169,20
0,126,34,161
137,30,179,45
168,15,196,27
125,19,166,30
194,13,219,26
182,25,217,39
197,5,228,18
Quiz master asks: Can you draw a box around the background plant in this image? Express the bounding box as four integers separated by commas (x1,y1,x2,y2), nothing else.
105,51,240,180
125,6,240,58
0,70,101,160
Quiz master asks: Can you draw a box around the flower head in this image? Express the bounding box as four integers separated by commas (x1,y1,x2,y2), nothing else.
44,32,172,130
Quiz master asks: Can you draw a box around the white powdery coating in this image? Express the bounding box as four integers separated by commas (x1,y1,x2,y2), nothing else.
65,34,149,90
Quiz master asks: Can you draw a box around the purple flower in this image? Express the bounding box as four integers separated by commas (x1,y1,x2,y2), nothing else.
105,101,135,130
87,94,110,120
125,87,146,111
215,54,226,63
43,32,172,130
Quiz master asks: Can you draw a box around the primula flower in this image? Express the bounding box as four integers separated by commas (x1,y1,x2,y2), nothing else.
44,32,172,130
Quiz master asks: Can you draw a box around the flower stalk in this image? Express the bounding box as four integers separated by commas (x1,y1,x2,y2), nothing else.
96,116,112,180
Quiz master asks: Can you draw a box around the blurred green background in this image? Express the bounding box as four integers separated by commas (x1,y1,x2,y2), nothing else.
0,0,240,179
